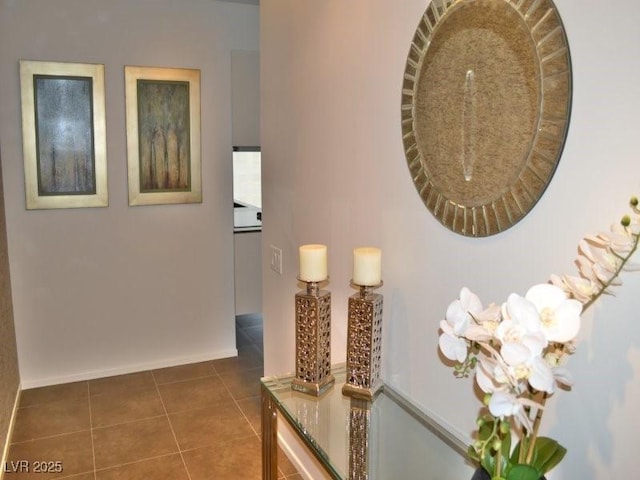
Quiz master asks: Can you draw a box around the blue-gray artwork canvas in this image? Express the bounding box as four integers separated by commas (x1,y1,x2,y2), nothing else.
34,75,96,196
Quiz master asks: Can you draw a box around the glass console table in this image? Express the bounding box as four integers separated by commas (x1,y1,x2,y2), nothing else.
261,363,475,479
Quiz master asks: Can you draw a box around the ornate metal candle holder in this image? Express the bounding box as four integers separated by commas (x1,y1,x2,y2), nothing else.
292,279,335,396
342,281,383,400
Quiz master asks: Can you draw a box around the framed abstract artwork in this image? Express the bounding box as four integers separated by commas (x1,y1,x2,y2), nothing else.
125,66,202,206
20,60,108,209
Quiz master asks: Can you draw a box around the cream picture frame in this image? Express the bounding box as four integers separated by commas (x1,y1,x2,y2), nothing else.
125,66,202,206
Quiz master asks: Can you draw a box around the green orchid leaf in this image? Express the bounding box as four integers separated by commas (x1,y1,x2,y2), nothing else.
509,440,523,464
505,464,541,480
507,437,566,476
532,437,567,473
482,451,496,474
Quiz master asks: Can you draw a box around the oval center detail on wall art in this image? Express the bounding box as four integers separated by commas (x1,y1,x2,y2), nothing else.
401,0,572,237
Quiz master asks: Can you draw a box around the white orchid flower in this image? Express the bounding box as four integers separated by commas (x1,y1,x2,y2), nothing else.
445,287,483,336
579,240,622,282
436,195,640,474
488,391,542,433
500,333,554,393
488,391,520,418
476,352,512,392
576,254,598,282
438,322,469,363
502,293,543,336
525,284,582,343
468,303,502,340
586,225,635,255
476,355,502,393
439,288,486,362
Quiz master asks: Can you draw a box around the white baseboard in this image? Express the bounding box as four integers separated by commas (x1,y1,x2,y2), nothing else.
277,420,332,480
1,385,21,480
277,431,312,480
20,349,238,389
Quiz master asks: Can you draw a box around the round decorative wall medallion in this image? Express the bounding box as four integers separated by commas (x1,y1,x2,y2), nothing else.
401,0,572,237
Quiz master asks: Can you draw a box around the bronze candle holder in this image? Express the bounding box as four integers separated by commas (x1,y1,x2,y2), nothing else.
292,279,335,396
342,281,383,400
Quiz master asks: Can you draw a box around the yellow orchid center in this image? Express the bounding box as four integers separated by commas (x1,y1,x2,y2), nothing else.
540,307,557,328
513,364,531,380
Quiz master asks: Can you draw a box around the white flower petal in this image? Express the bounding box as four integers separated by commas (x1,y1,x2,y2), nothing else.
562,275,597,302
489,391,519,418
521,332,547,356
526,284,567,310
445,299,466,326
460,287,483,314
552,366,574,387
439,319,453,335
546,299,582,342
465,324,493,342
577,255,597,282
506,294,541,334
529,356,555,393
501,343,530,367
593,263,619,284
476,360,499,393
438,333,467,363
474,303,502,323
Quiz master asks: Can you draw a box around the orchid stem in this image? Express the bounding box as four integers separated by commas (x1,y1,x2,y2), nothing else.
525,392,547,464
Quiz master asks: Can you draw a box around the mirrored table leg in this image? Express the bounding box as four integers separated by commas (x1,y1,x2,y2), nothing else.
262,383,278,480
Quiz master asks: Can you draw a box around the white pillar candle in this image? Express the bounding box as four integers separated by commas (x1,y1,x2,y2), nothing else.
299,244,328,282
352,247,382,286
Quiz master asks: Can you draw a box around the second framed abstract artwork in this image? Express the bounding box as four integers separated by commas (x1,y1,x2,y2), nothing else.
125,66,202,206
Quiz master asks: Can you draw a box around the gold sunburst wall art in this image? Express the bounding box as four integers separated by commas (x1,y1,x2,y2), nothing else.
401,0,572,237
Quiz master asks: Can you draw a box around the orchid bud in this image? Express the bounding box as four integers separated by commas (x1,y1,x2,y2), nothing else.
492,439,502,451
630,196,638,207
499,421,510,434
483,393,492,406
621,215,631,227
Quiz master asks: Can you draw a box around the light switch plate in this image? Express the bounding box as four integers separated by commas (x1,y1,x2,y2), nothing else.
270,245,282,274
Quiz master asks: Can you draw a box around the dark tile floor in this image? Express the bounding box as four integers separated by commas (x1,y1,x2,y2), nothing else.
5,314,301,480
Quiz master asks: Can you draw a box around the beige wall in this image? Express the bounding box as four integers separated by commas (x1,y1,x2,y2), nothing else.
0,155,20,470
0,0,259,387
231,50,260,147
261,1,640,478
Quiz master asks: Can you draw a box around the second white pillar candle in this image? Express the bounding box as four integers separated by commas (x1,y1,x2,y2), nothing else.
352,247,382,286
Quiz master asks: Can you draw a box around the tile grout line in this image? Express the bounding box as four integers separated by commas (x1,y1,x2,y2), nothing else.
92,452,183,477
151,370,193,480
212,334,265,440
